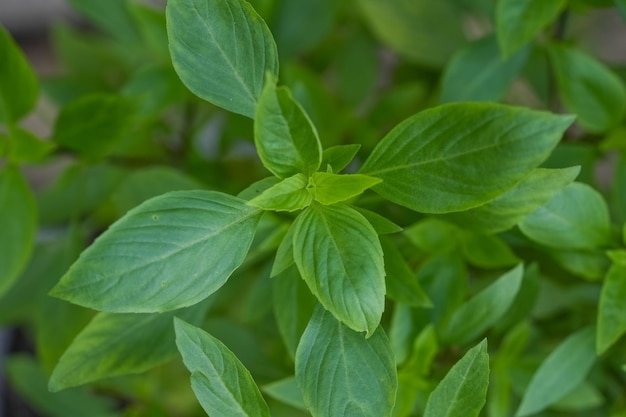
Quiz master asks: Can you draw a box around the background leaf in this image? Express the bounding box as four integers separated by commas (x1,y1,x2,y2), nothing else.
166,0,278,117
174,318,271,417
295,305,397,417
49,302,209,391
496,0,567,57
0,26,39,123
549,43,626,133
292,204,385,335
519,182,611,249
360,103,574,213
51,191,261,312
255,81,322,178
439,34,529,103
441,167,580,234
516,327,596,416
0,166,37,296
423,339,490,417
442,265,523,345
597,262,626,354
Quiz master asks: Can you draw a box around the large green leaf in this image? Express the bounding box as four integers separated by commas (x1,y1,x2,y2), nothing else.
423,339,490,417
49,302,209,391
51,191,262,312
174,318,271,417
516,327,596,416
496,0,567,57
519,182,611,249
255,80,322,178
439,35,529,103
6,355,120,417
166,0,278,118
0,166,37,296
0,26,39,123
295,305,397,417
356,0,465,68
360,103,574,213
597,262,626,354
549,44,626,133
52,94,137,160
292,203,385,335
442,264,523,345
441,167,580,234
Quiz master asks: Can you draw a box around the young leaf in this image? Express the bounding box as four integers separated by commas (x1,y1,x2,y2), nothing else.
255,80,322,178
311,172,381,205
0,26,39,123
360,103,574,214
516,327,596,416
519,182,611,249
270,223,296,277
272,266,316,360
441,167,580,234
549,44,626,133
496,0,567,57
166,0,279,118
292,204,385,335
597,262,626,354
295,305,397,417
51,191,262,312
262,376,307,411
423,339,490,417
321,144,361,173
439,34,530,103
49,302,209,391
174,318,271,417
442,264,524,346
0,166,37,297
247,173,312,212
52,94,137,160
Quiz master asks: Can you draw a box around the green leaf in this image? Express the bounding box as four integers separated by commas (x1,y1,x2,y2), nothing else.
442,264,524,346
360,103,574,214
49,302,209,391
352,207,403,235
6,355,120,417
311,172,381,205
248,173,312,212
270,222,296,277
51,191,262,312
597,262,626,354
272,265,316,360
174,318,271,417
496,0,567,57
382,237,432,308
423,339,490,417
519,182,611,249
65,0,140,41
549,43,626,133
617,0,626,19
292,204,385,335
166,0,278,118
0,166,37,297
356,0,465,68
0,26,39,123
439,34,530,103
7,126,55,163
295,305,397,417
441,167,580,234
255,80,322,178
321,144,361,173
459,232,520,269
516,327,596,416
405,218,460,253
128,2,170,59
52,94,137,160
262,376,307,411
